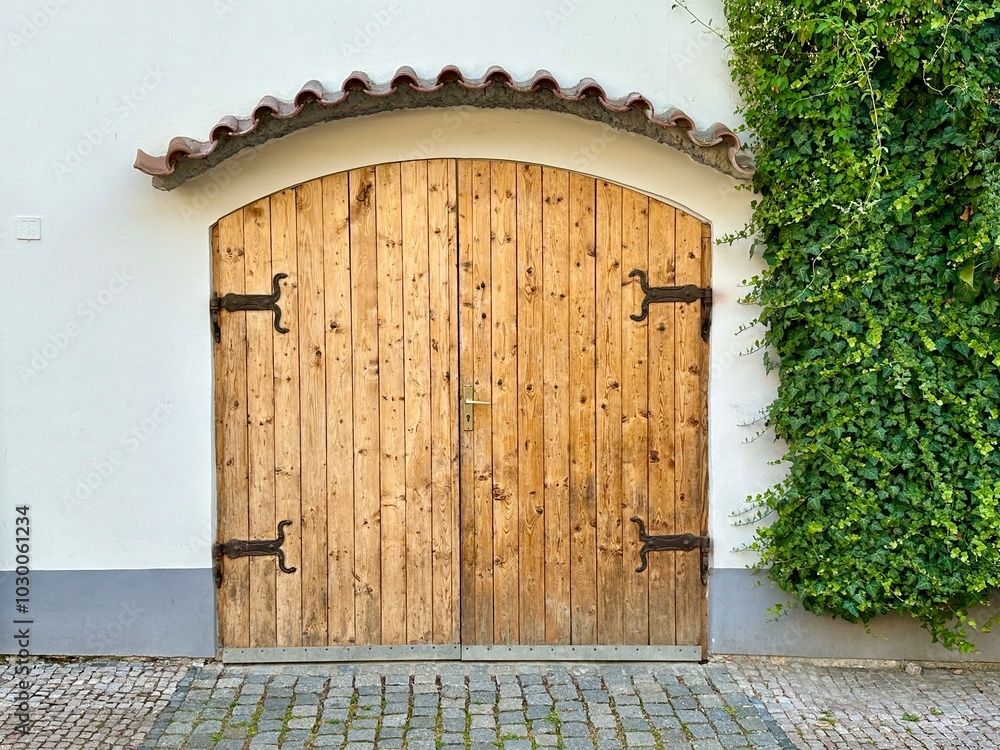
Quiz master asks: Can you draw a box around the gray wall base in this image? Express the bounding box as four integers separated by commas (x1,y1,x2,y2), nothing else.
709,568,1000,662
0,568,215,658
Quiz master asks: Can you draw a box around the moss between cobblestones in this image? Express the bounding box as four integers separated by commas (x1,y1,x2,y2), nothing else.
277,703,293,745
245,699,263,739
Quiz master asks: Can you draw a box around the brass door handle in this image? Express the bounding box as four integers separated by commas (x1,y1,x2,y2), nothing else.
462,385,490,431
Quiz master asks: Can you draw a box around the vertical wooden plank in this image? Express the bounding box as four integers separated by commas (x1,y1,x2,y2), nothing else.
568,172,597,644
296,178,329,646
401,160,433,644
699,221,712,659
646,201,677,645
541,167,571,644
458,159,495,644
428,159,460,644
458,160,477,645
244,199,277,648
270,189,302,647
516,163,546,644
323,173,355,645
471,159,495,645
490,161,520,644
595,181,624,645
376,162,408,645
350,167,382,644
621,188,650,645
674,210,706,646
214,212,250,649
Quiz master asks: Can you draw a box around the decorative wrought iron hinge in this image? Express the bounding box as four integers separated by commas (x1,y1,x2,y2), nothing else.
628,269,712,342
630,516,710,583
213,520,297,588
210,272,290,343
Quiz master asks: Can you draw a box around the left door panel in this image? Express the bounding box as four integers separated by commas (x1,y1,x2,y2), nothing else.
212,162,461,650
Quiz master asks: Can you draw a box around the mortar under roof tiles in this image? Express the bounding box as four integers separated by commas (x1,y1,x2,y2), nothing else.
134,66,754,190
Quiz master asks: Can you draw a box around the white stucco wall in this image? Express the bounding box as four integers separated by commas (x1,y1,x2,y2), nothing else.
1,0,781,575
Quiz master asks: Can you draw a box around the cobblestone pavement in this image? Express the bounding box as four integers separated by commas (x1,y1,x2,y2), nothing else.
727,658,1000,749
139,662,790,750
0,660,189,749
2,658,999,749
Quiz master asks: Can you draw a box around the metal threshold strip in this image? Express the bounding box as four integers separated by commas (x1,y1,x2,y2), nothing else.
221,644,701,663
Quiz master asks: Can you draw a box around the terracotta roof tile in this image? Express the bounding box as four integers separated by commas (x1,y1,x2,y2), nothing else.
134,66,753,190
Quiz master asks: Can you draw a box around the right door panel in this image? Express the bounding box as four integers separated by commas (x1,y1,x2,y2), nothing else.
456,161,710,648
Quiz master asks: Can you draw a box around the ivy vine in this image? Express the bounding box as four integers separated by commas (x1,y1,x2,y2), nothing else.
720,0,1000,649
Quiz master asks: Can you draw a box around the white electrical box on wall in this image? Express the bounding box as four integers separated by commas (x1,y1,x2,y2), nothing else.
16,216,41,240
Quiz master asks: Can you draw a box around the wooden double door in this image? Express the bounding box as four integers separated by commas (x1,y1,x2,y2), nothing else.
212,159,709,657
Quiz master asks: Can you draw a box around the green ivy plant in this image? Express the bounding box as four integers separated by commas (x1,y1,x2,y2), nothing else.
721,0,1000,650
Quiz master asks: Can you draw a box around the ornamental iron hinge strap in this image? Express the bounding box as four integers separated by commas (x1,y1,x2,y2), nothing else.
630,516,710,584
628,269,712,342
213,520,297,588
210,272,290,343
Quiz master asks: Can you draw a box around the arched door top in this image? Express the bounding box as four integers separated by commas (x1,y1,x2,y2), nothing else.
134,66,753,191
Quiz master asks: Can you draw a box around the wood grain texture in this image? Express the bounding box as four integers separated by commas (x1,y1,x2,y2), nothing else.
646,201,676,645
427,159,460,644
295,178,329,646
620,188,650,645
349,167,382,644
212,161,710,654
269,189,303,647
541,167,571,644
595,181,624,645
699,220,712,660
673,210,706,646
376,162,408,645
515,163,546,644
490,161,520,644
243,198,277,648
457,159,478,645
401,160,433,644
467,159,494,644
214,209,250,649
322,173,355,645
568,172,597,644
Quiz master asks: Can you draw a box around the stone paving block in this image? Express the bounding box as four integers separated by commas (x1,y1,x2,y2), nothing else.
677,709,709,724
561,720,590,737
469,727,499,742
312,736,344,747
718,735,751,749
406,728,436,740
688,722,719,739
500,723,529,737
589,712,618,728
248,731,281,746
